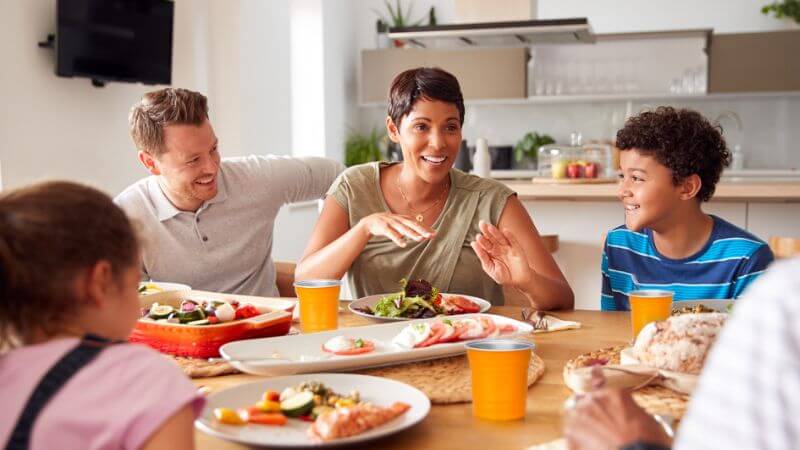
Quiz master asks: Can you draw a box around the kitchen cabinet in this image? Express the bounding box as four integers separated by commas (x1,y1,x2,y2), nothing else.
709,30,800,93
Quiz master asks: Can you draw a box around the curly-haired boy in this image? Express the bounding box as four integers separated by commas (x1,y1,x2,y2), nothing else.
601,107,774,311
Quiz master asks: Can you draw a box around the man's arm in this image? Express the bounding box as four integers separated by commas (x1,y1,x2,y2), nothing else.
277,157,345,205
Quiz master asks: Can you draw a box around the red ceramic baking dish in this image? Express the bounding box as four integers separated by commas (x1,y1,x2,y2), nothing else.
130,290,296,358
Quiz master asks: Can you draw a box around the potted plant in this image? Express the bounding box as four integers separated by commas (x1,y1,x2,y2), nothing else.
761,0,800,23
373,1,434,48
514,132,555,170
344,128,386,167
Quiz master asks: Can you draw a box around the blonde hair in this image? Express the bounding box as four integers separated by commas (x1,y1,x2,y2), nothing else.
129,88,209,156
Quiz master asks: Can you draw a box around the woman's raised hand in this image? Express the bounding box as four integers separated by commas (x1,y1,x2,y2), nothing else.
470,221,535,288
358,213,435,247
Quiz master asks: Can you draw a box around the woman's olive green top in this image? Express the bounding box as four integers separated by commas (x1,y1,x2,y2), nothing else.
327,161,514,305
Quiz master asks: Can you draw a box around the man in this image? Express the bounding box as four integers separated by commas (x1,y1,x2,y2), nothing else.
115,88,343,296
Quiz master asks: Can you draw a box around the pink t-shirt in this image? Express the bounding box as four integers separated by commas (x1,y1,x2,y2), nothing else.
0,338,204,450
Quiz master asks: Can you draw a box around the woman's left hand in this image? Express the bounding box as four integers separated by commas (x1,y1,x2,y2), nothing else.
471,221,535,288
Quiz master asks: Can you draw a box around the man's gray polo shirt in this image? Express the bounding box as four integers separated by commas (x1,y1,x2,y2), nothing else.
114,155,344,297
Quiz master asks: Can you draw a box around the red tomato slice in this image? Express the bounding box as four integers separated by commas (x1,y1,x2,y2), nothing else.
437,322,459,343
415,322,445,348
248,412,288,426
321,339,375,355
498,323,517,334
446,295,481,313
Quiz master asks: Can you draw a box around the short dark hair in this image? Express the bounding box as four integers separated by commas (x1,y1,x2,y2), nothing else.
130,88,209,156
0,181,139,346
387,67,465,127
616,106,730,202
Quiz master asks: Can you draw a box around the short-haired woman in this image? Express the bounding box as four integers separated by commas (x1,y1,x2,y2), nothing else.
296,67,573,309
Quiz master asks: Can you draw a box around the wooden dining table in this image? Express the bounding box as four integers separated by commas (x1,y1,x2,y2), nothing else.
194,308,631,449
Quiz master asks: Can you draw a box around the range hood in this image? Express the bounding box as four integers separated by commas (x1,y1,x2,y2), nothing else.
387,18,595,47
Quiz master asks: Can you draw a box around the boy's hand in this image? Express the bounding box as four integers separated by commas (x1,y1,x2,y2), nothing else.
470,221,535,288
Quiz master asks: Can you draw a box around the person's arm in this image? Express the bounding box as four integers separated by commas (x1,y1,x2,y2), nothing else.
295,196,435,281
280,157,345,204
139,404,195,450
471,196,573,310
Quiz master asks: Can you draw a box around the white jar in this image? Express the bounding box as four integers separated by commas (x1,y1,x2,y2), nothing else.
472,137,491,178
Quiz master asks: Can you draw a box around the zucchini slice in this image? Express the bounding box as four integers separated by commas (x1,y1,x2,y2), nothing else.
280,391,315,417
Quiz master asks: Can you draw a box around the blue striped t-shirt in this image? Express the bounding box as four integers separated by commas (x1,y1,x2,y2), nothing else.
600,215,774,311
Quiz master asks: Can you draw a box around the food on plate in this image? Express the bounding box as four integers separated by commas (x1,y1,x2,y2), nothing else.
213,380,373,438
633,313,727,375
138,282,164,295
322,336,376,355
671,303,718,316
308,401,411,442
139,298,263,325
391,316,517,349
356,279,481,318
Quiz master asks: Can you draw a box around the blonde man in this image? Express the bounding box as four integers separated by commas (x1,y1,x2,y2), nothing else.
115,88,343,296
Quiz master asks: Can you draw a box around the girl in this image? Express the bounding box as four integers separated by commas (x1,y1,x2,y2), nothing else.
0,181,202,450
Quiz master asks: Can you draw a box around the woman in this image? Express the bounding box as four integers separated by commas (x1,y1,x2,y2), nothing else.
295,67,572,309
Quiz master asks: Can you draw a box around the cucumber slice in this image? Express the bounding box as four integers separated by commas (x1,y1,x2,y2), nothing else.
148,304,174,319
280,391,315,417
178,309,206,323
187,319,210,326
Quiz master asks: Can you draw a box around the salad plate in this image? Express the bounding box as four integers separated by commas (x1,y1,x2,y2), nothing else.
349,293,491,321
220,313,532,376
670,299,734,315
195,373,430,448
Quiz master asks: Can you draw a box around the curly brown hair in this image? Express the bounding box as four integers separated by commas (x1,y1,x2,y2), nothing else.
616,106,730,202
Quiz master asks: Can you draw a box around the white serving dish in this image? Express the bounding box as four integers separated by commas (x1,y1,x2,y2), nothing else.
195,373,430,448
348,293,491,322
220,313,532,376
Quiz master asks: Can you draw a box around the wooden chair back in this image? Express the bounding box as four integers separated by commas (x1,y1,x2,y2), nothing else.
769,236,800,259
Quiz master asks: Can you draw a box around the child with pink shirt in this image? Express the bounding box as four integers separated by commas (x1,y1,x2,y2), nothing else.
0,181,203,450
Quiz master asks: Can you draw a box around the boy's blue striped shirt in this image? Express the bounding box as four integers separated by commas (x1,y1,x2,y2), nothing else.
601,216,774,311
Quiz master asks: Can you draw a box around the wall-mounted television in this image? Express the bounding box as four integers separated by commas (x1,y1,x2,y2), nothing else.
56,0,173,87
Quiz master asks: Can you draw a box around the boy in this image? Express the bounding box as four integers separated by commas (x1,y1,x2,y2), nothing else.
601,106,774,311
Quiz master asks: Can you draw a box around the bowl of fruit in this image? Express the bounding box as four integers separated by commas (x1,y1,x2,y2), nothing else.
130,290,295,358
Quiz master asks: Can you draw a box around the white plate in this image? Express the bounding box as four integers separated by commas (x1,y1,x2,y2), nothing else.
671,299,734,313
195,373,430,448
348,293,491,321
221,313,532,376
138,281,191,295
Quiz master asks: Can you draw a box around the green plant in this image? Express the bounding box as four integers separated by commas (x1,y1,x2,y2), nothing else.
373,0,425,28
345,128,385,167
514,132,555,162
761,0,800,23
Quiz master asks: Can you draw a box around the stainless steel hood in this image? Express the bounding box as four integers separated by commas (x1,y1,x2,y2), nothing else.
387,18,595,47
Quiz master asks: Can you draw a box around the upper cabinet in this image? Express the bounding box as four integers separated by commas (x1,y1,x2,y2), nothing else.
709,30,800,93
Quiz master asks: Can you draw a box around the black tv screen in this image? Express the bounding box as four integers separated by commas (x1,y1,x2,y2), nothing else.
56,0,173,85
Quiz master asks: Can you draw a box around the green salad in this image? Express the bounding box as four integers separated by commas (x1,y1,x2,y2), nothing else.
357,279,442,319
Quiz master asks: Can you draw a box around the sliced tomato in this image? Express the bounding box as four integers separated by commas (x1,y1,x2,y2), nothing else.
415,322,445,348
498,323,517,334
445,295,481,314
437,322,459,343
248,412,288,426
235,304,260,320
432,293,443,309
321,338,375,355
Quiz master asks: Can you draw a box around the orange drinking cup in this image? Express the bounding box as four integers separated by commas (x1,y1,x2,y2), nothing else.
294,280,341,333
630,290,673,339
466,339,535,421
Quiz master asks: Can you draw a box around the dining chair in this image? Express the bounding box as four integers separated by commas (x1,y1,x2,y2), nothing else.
769,236,800,259
275,261,297,297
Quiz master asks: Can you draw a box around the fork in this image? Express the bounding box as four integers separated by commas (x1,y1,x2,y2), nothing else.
521,308,549,331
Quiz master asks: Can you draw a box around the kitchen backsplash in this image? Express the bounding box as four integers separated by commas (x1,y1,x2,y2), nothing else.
359,95,800,171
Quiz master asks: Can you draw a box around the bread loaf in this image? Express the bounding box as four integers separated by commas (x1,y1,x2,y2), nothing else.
633,313,727,375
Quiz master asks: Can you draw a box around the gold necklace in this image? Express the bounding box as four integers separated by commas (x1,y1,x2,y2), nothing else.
396,175,450,223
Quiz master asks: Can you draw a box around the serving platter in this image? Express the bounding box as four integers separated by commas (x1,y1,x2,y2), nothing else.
220,313,532,376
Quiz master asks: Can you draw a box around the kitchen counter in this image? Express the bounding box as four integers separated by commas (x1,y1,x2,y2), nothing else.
503,179,800,202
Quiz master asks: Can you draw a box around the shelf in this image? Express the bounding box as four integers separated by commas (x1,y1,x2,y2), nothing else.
387,18,594,46
359,91,800,108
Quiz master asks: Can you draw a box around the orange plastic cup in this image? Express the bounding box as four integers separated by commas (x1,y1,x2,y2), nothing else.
630,290,673,339
294,280,341,333
466,339,535,421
